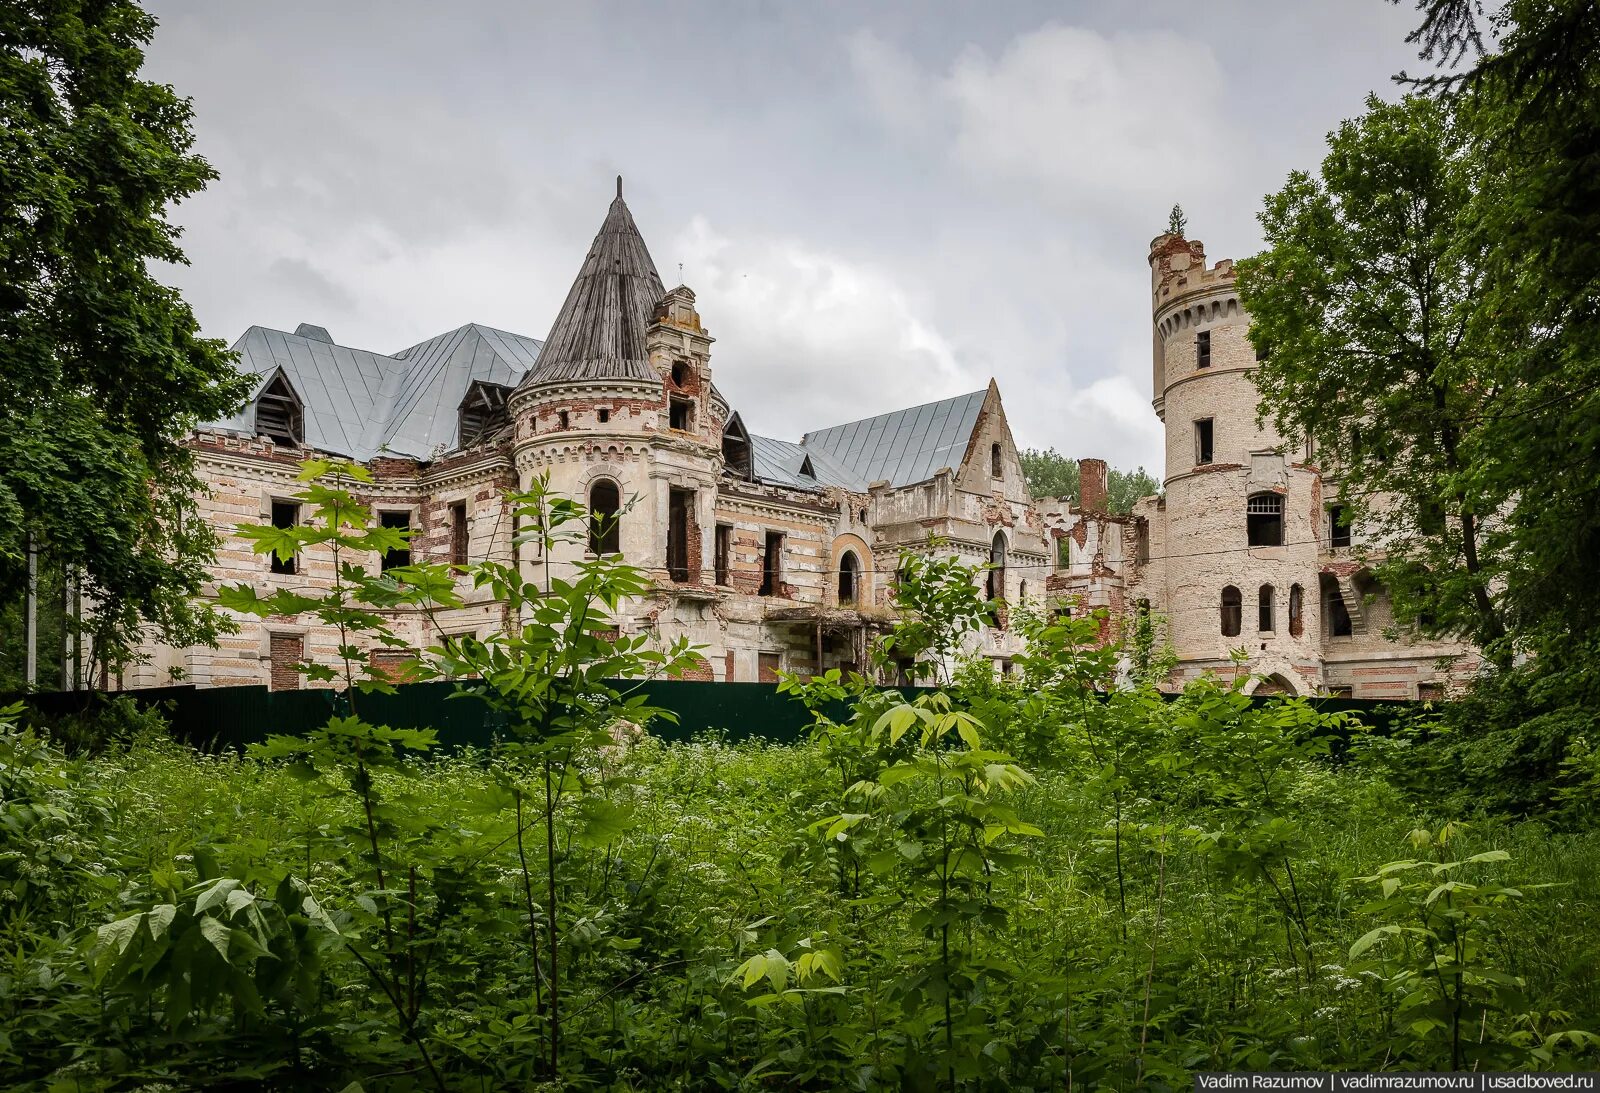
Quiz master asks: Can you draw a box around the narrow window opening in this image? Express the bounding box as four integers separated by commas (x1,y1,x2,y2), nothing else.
838,550,859,605
714,524,731,586
1288,583,1304,637
1195,418,1214,465
558,410,569,430
667,488,694,581
1136,518,1151,565
1196,329,1211,368
1323,576,1353,638
270,501,298,575
1246,492,1284,547
759,530,783,596
1328,504,1352,548
450,501,468,566
598,408,610,424
990,442,1003,478
1220,585,1242,637
589,480,621,555
671,360,690,387
986,532,1007,603
1258,584,1275,633
379,511,411,572
669,396,693,432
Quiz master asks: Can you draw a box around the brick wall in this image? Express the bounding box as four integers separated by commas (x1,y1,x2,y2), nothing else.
269,633,303,691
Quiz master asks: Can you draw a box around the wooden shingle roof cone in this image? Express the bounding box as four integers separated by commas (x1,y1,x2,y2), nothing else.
520,176,666,387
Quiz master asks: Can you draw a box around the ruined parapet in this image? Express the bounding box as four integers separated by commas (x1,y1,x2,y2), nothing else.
1148,232,1236,303
1079,458,1109,515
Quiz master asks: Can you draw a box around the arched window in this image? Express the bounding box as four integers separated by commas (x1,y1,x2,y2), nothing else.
588,480,621,555
986,532,1007,602
1258,584,1275,632
670,360,690,387
1018,579,1028,602
1246,492,1284,546
838,550,860,605
991,442,1003,478
1288,584,1304,637
1220,585,1242,637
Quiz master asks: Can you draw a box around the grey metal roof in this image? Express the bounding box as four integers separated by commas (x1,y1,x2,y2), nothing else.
800,389,987,488
205,322,543,460
519,181,664,388
749,434,867,491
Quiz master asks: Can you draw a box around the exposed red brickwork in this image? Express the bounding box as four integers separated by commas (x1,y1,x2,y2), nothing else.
724,650,736,681
1079,458,1109,514
671,654,715,681
758,652,781,683
269,633,303,691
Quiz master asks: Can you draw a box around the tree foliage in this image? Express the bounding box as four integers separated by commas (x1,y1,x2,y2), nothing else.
0,0,248,684
1018,448,1159,514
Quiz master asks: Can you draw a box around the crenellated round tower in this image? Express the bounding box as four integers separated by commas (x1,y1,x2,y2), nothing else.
1147,231,1325,692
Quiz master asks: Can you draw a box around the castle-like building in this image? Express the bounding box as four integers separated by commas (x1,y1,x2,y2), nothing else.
123,184,1478,699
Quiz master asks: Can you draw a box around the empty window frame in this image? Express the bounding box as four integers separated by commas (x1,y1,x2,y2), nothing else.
256,374,303,447
449,501,469,566
1258,584,1275,632
1288,583,1304,637
1246,492,1284,547
986,532,1007,603
597,408,610,424
557,410,570,430
714,524,732,586
1196,329,1211,368
759,530,784,596
269,501,299,575
1324,577,1353,638
589,480,621,555
379,511,411,571
1195,418,1214,465
838,550,860,605
1220,585,1242,637
669,396,694,432
667,488,695,581
990,442,1003,478
1136,518,1151,565
1328,504,1352,548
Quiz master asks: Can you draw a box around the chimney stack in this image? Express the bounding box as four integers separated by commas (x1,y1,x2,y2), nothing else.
1079,458,1109,515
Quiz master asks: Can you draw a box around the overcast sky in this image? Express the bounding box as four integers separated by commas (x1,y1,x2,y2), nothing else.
143,1,1427,473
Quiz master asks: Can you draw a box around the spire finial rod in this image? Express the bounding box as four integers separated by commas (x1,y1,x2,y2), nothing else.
616,174,623,199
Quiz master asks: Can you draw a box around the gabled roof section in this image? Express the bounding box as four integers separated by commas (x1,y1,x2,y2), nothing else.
520,179,665,388
204,321,543,460
800,389,987,488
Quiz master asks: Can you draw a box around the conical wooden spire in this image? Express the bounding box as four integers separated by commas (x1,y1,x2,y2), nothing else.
522,181,665,386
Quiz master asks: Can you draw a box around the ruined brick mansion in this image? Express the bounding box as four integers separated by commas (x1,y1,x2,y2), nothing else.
122,182,1479,700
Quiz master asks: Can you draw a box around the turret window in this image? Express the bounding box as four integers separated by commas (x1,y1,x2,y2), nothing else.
669,396,694,432
589,480,621,555
1196,330,1211,368
1195,419,1214,465
1246,493,1284,547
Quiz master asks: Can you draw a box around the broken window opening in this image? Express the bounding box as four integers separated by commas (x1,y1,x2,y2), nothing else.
1322,575,1353,638
838,550,860,605
714,524,731,586
1288,583,1304,637
1258,584,1275,633
558,410,569,430
589,479,621,555
721,414,753,480
1246,492,1284,547
1195,418,1214,465
598,408,610,424
458,381,512,447
1136,518,1151,565
450,501,469,566
669,395,694,432
256,374,303,447
671,360,691,387
759,530,784,596
270,501,299,575
986,532,1007,604
667,488,695,581
990,442,1003,478
379,511,411,572
1196,329,1211,368
1328,504,1352,548
1220,585,1242,637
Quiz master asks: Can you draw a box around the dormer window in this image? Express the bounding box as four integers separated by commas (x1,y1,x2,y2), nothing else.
722,413,753,480
255,373,303,447
458,381,512,448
